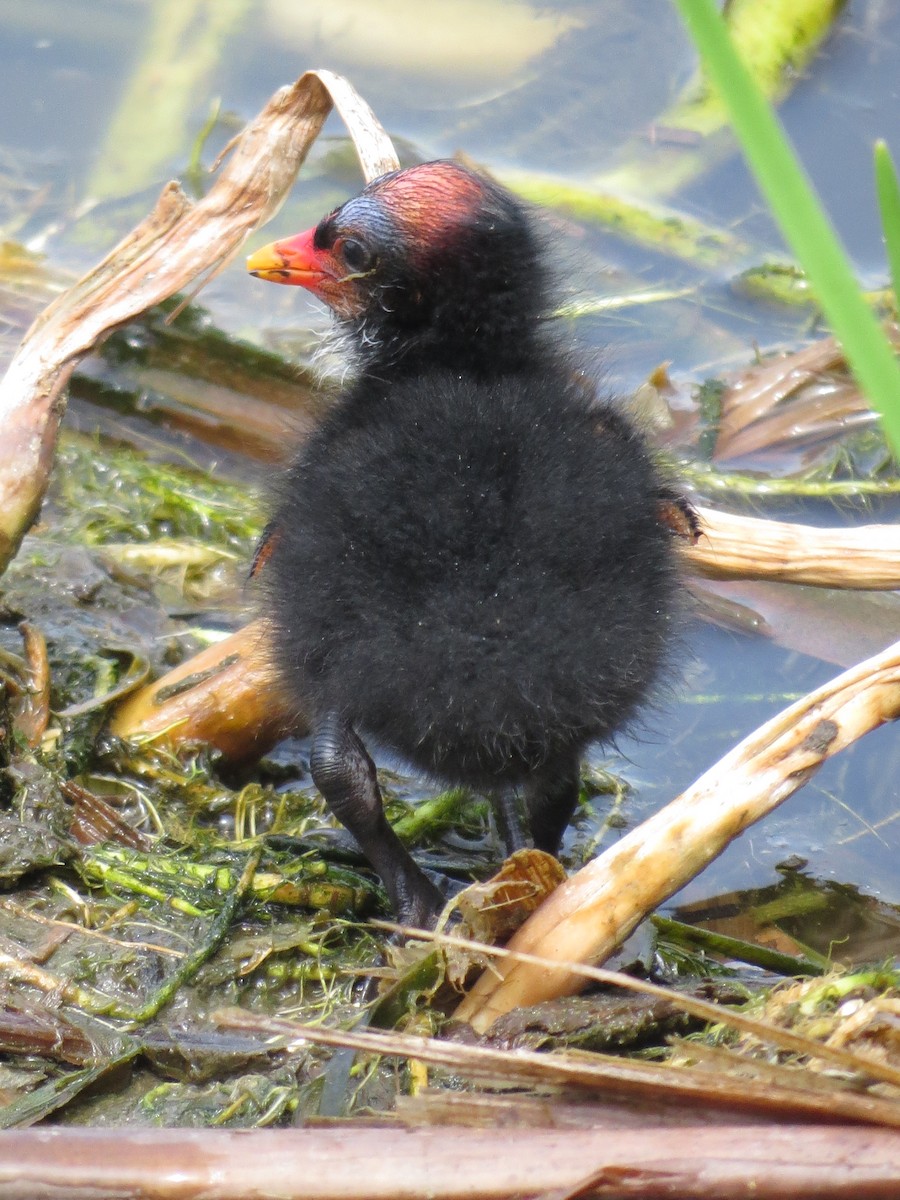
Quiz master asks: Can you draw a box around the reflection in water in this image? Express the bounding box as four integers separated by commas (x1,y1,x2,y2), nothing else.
676,871,900,967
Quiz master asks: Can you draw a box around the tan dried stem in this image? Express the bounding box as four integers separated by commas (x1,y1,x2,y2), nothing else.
1,1123,899,1200
455,637,900,1031
219,1007,900,1121
0,69,398,575
686,505,900,589
14,621,51,748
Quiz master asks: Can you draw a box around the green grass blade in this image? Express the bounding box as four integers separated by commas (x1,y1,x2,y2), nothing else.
672,0,900,459
874,140,900,309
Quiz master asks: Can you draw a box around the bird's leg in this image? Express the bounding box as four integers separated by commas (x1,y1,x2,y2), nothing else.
310,711,444,927
490,788,528,856
524,754,581,858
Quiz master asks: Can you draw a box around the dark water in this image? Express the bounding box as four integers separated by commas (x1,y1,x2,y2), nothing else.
1,0,898,953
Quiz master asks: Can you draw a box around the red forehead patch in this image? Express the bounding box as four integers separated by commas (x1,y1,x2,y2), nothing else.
367,162,487,255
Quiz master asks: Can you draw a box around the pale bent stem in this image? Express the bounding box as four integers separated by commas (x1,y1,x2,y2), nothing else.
456,637,900,1031
0,70,398,575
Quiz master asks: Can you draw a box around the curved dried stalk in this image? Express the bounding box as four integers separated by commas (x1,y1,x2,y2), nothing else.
686,506,900,589
456,638,900,1031
0,70,398,575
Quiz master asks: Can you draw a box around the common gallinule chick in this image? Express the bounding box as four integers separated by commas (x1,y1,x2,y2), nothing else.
247,161,686,927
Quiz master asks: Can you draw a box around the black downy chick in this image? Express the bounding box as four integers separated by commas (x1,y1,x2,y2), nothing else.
248,161,686,927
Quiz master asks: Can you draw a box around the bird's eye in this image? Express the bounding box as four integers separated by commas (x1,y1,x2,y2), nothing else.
339,238,375,275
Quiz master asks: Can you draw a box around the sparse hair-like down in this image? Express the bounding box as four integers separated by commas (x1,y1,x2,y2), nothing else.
318,160,558,378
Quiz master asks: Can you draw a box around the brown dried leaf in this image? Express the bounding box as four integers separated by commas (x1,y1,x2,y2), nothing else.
451,848,566,942
715,338,847,452
442,849,566,988
711,331,900,460
60,779,154,851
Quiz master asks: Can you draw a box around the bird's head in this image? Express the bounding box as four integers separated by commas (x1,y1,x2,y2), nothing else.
247,161,552,374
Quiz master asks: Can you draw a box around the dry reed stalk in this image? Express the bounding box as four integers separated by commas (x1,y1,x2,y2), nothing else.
221,1007,900,1117
0,1123,897,1200
686,505,900,588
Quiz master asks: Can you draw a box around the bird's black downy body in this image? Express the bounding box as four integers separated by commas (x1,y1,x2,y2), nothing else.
249,162,684,925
